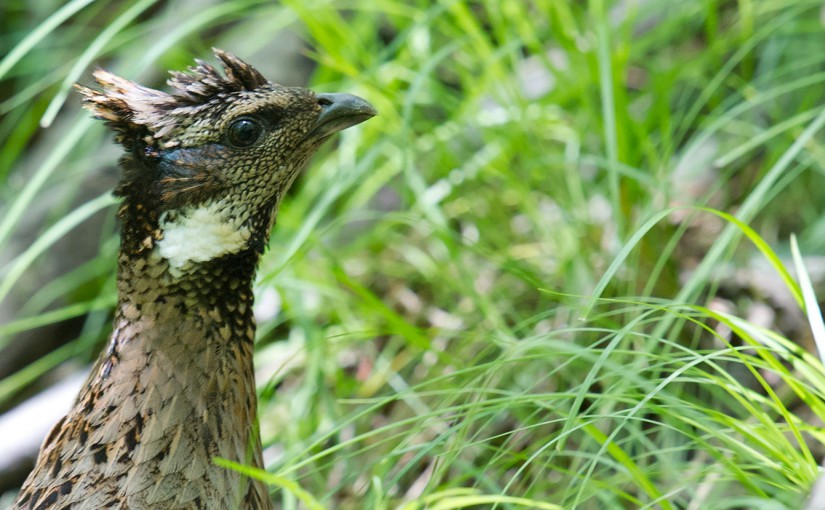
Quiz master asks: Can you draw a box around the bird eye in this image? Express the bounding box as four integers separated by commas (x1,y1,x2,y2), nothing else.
227,118,262,148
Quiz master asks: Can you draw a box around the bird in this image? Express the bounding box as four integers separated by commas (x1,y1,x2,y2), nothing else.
11,48,376,510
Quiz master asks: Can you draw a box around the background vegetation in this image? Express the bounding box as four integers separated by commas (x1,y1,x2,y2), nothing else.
2,0,825,508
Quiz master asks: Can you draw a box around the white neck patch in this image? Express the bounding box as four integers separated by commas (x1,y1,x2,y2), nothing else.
156,201,251,277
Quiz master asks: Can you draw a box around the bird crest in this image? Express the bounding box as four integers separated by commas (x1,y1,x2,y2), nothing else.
75,48,270,147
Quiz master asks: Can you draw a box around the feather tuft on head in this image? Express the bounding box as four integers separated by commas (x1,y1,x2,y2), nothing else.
74,48,270,147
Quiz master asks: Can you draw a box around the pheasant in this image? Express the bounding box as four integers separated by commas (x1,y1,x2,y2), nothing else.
11,49,375,509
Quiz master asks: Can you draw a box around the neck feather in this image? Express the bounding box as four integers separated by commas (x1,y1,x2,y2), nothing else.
16,238,273,509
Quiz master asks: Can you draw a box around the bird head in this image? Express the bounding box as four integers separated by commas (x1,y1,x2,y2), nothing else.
76,49,375,276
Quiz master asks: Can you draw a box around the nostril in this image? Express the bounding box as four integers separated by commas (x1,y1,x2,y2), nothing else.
317,96,333,107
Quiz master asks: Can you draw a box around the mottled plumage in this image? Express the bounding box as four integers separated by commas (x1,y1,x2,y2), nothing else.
13,49,375,510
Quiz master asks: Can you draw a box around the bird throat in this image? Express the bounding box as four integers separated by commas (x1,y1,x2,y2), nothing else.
155,200,254,277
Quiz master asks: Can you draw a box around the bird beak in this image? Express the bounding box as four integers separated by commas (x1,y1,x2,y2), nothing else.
308,93,377,140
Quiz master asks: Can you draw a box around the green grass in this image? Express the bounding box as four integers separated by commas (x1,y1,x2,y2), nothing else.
3,0,825,508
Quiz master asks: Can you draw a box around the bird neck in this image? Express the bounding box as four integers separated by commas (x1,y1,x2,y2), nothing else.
89,238,271,505
34,237,274,508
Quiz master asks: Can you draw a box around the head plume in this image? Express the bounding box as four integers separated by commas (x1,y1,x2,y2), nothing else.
75,48,269,147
